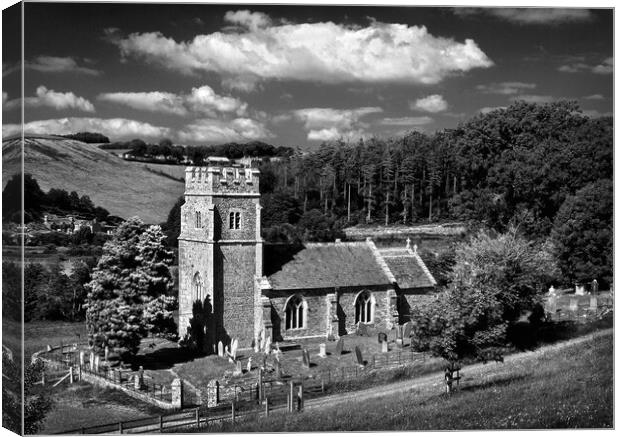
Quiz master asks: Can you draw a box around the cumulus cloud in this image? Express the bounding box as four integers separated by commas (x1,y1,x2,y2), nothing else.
26,56,101,75
380,116,433,126
512,95,555,104
410,94,448,113
580,109,613,119
5,86,95,112
293,106,383,141
98,85,247,116
454,8,593,25
558,57,613,74
479,106,507,114
112,12,493,86
2,117,169,139
583,94,605,100
177,117,272,143
476,82,536,95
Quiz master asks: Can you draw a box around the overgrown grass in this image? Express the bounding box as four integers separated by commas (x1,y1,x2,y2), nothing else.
196,332,613,431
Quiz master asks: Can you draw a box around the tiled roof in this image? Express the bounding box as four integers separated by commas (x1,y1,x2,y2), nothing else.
378,248,436,289
265,242,392,290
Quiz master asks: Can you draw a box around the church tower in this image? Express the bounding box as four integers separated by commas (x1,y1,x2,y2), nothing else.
178,165,262,351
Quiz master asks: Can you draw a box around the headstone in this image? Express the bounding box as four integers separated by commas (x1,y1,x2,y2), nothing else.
548,285,556,295
395,338,403,348
225,345,230,357
575,283,586,296
354,346,364,366
231,339,239,360
335,338,344,356
569,298,579,312
94,355,100,372
318,343,327,358
79,351,85,366
89,352,95,371
246,357,252,373
254,336,260,353
591,279,599,294
589,296,598,311
381,340,389,353
264,336,272,354
259,335,266,352
134,366,144,389
233,360,243,376
218,341,224,357
46,345,52,352
378,332,388,344
104,346,109,361
403,322,412,339
171,378,183,408
302,348,310,368
207,380,219,407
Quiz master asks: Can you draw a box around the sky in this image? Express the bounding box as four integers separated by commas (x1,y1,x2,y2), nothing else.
1,2,614,149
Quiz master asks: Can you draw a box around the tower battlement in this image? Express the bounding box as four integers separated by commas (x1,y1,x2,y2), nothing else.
185,165,260,195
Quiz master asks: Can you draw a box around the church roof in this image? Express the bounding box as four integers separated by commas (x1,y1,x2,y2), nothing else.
377,248,437,289
263,240,436,291
264,241,392,290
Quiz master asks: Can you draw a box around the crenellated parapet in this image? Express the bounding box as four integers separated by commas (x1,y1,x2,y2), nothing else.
185,166,260,195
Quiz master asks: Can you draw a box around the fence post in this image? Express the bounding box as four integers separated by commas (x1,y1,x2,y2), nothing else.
265,397,269,417
298,382,304,411
231,400,236,422
195,407,200,426
69,366,74,384
159,415,163,432
258,367,264,402
289,381,294,412
118,421,123,434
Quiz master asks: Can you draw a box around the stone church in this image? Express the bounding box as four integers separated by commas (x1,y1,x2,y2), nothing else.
178,165,436,351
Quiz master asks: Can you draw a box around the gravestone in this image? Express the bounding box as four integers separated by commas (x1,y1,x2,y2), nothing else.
171,378,183,408
591,279,599,294
104,346,109,361
335,338,344,356
575,283,586,296
134,366,144,390
79,351,85,367
548,285,556,295
89,352,95,371
233,360,243,376
403,322,412,339
264,336,272,354
94,355,100,372
46,345,52,352
225,345,230,357
246,357,252,373
318,343,327,358
218,341,224,357
259,335,265,352
302,348,310,368
207,380,220,407
590,296,598,311
377,332,388,344
231,339,239,360
395,338,403,348
569,298,579,312
354,346,364,366
275,359,282,379
381,340,389,353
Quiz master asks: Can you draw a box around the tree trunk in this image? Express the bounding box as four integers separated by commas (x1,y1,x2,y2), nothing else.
411,183,415,222
402,189,408,224
347,183,351,222
367,184,372,223
428,188,433,221
453,175,457,194
385,191,389,226
303,193,308,214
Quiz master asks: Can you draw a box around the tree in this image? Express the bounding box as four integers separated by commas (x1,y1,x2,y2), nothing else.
2,261,21,322
551,179,613,288
2,173,45,222
412,227,558,369
85,217,176,356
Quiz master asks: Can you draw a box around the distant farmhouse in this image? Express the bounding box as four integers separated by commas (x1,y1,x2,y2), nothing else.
178,165,436,351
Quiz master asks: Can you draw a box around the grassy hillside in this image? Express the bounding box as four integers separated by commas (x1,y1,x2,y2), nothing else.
200,331,613,431
2,135,184,223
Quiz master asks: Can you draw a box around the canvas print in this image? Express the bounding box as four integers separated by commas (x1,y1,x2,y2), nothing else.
1,2,613,434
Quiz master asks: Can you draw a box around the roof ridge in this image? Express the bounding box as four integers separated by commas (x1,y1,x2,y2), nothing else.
407,247,438,286
365,239,397,284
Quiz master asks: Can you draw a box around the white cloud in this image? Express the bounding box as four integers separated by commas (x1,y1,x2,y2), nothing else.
380,116,433,126
2,117,169,139
177,117,272,143
583,94,605,100
26,56,101,75
113,12,493,86
580,109,613,118
513,95,555,104
454,8,593,25
558,57,613,75
293,106,382,141
476,82,536,95
410,94,448,113
5,86,95,112
98,85,247,116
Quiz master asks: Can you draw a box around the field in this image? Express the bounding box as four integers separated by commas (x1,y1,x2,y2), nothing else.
2,135,184,223
196,330,614,431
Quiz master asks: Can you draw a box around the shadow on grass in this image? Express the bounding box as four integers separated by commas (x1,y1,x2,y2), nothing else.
457,374,529,394
131,346,197,370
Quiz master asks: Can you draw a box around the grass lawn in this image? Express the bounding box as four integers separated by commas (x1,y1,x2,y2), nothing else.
199,331,613,431
39,381,165,434
25,321,88,360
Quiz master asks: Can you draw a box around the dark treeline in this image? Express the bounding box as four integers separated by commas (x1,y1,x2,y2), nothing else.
2,173,114,224
61,131,110,143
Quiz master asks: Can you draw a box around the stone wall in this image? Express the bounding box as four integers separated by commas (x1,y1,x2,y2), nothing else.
212,196,258,241
269,289,329,340
398,289,436,324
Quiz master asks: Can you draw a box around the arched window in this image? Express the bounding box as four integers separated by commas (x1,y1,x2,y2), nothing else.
195,211,201,228
193,272,203,300
229,211,241,229
355,291,374,324
285,295,306,330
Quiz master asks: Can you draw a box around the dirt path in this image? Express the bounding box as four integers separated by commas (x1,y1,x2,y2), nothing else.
300,328,613,413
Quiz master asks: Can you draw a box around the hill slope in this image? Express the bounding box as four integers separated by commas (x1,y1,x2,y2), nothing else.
2,136,184,223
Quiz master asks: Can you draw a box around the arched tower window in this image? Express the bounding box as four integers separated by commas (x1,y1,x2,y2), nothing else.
195,211,202,228
355,291,374,324
285,295,306,330
193,272,203,300
229,211,241,229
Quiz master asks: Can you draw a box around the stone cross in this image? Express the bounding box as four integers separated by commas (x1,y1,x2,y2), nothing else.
318,343,327,358
354,346,364,366
406,237,411,250
302,349,310,368
335,338,344,356
591,279,599,294
218,341,224,357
